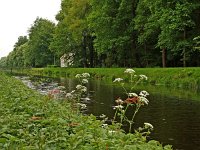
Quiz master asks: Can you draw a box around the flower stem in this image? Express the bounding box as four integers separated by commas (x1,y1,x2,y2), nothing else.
129,104,141,133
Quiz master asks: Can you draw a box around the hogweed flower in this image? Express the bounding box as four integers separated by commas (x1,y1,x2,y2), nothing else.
124,68,135,74
76,84,82,90
108,130,116,134
71,90,76,94
113,105,124,110
99,114,106,119
58,86,66,90
139,96,149,105
65,93,73,99
139,90,149,97
82,79,88,84
82,73,90,78
76,85,87,93
144,122,153,130
115,98,124,105
102,124,108,128
77,103,87,109
75,74,82,78
113,78,123,83
139,74,148,80
128,93,138,98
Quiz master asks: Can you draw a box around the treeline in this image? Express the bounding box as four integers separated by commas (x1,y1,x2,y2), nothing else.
1,0,200,68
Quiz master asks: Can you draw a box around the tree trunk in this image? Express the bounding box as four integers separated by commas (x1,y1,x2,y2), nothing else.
144,43,148,67
162,48,166,68
183,28,187,67
130,0,138,67
82,31,87,68
88,35,94,68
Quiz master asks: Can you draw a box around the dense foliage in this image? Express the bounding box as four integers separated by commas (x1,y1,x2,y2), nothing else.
1,0,200,68
0,72,172,149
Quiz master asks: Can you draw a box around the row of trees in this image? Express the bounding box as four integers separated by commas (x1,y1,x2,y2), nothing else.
1,0,200,68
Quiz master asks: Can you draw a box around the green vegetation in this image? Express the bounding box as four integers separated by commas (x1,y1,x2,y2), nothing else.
1,0,200,68
14,67,200,90
0,71,172,149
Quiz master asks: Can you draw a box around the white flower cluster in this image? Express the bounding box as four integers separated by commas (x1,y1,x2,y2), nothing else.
115,98,123,104
144,122,153,129
113,105,124,110
57,86,66,90
76,84,87,93
75,74,82,78
77,103,87,109
113,78,123,83
138,90,149,105
75,73,90,79
82,79,88,84
139,74,148,80
75,73,90,85
139,90,149,97
139,97,149,105
124,68,135,74
99,114,106,119
128,93,138,97
82,73,90,78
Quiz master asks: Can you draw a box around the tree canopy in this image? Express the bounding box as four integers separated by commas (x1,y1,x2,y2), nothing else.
1,0,200,68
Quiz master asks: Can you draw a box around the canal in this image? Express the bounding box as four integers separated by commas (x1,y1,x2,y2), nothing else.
18,76,200,150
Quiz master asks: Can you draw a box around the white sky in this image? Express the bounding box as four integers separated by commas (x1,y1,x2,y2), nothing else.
0,0,61,58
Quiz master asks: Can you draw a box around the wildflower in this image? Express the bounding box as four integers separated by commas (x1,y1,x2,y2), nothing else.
139,74,148,80
115,98,123,105
144,122,153,129
128,93,138,97
76,85,87,93
81,86,87,92
113,78,123,83
65,93,73,99
139,96,149,105
77,103,87,109
75,74,82,78
139,90,149,97
102,124,108,128
99,114,106,119
81,97,90,102
113,105,124,110
82,79,88,84
124,68,135,74
82,73,90,78
71,90,76,94
76,84,82,90
81,104,87,109
58,86,66,90
108,130,116,134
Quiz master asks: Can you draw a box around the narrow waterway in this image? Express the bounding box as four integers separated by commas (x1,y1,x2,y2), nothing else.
18,76,200,150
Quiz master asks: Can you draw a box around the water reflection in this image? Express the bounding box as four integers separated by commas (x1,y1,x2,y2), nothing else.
31,77,200,150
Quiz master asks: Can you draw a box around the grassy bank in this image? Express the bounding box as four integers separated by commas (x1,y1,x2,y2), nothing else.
25,67,200,90
0,71,172,149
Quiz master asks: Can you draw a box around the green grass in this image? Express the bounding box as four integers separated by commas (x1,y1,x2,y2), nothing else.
25,67,200,90
0,71,172,149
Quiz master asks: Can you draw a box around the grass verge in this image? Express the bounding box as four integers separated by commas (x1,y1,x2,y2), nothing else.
25,67,200,90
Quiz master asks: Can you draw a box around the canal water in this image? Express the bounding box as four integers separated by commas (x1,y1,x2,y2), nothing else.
21,76,200,150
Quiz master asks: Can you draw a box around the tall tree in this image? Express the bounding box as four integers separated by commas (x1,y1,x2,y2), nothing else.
28,18,55,67
134,0,200,67
88,0,139,67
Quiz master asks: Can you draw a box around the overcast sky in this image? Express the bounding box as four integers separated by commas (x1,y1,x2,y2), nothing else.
0,0,61,58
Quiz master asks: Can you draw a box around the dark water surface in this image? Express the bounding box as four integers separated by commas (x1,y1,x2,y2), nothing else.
33,76,200,150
